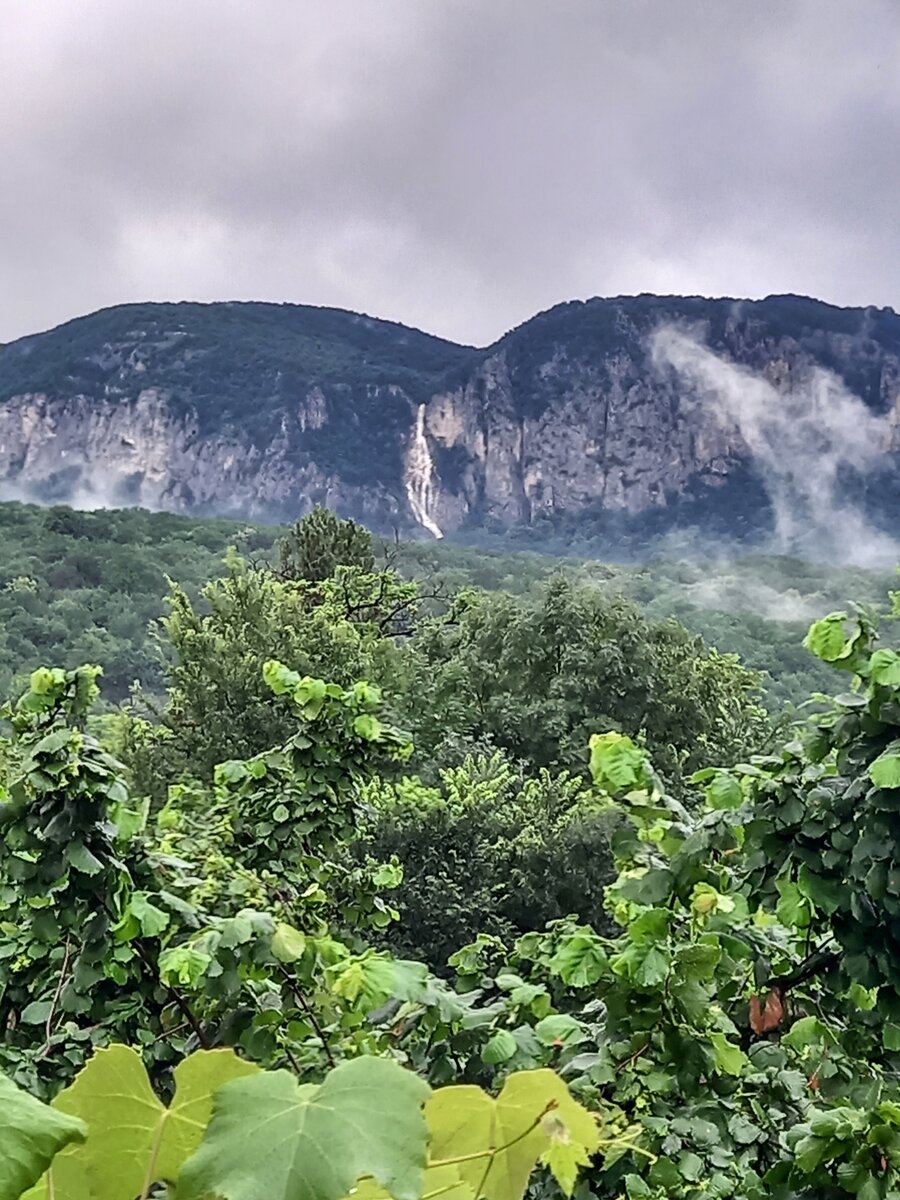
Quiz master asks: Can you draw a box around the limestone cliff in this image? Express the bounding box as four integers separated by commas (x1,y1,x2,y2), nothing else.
2,294,900,550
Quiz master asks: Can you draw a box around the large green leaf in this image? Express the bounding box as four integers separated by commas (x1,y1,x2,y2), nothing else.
36,1045,258,1200
177,1056,431,1200
869,749,900,790
425,1069,598,1200
548,929,609,987
0,1073,85,1200
803,613,850,663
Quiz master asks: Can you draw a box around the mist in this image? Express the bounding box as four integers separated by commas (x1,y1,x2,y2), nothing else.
650,325,900,567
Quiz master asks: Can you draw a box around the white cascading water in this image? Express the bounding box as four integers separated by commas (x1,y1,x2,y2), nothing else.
405,404,444,538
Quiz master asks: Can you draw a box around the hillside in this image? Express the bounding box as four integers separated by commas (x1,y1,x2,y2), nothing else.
3,294,900,559
0,499,891,709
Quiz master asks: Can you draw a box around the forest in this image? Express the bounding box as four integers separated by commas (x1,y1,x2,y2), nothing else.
3,502,900,1199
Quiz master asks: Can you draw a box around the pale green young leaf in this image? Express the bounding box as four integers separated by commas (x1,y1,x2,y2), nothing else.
46,1045,257,1200
272,922,307,963
426,1069,598,1200
803,613,850,663
540,1137,592,1197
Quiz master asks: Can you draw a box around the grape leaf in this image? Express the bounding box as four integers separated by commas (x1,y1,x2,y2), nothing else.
426,1069,598,1200
38,1045,258,1200
0,1073,85,1200
176,1056,431,1200
540,1133,592,1197
351,1164,473,1200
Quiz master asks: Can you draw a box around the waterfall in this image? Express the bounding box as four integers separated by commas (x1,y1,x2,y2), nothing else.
405,404,443,539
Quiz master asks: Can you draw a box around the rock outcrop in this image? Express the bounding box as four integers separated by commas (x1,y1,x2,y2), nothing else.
2,294,900,549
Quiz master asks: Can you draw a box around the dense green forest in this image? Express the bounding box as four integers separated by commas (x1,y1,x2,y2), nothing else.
0,499,892,712
5,504,900,1199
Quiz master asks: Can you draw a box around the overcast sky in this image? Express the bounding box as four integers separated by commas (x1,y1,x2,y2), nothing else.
2,0,898,347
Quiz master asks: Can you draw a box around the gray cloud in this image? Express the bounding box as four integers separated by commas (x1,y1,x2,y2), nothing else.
2,0,899,346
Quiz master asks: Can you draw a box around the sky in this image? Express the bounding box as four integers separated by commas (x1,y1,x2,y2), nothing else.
3,0,899,348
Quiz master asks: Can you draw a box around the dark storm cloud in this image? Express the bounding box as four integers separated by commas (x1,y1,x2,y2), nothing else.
2,0,899,346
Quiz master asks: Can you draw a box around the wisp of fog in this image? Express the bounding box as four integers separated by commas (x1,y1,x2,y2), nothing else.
651,325,899,567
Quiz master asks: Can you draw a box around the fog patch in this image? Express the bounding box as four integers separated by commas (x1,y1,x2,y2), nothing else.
651,325,899,567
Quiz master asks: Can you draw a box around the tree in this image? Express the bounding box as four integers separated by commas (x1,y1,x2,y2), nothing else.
358,752,616,968
115,553,415,798
396,577,767,786
278,506,375,582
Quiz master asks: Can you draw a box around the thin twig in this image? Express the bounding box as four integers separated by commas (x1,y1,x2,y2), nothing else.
37,935,72,1058
279,967,335,1068
615,1043,649,1073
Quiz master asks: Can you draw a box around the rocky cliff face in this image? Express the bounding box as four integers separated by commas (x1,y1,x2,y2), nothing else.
2,295,900,551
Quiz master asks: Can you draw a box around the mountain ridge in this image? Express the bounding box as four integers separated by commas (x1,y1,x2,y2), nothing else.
2,292,900,558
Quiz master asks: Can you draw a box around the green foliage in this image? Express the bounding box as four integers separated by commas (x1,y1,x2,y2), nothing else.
279,507,375,582
0,1072,84,1200
6,1050,604,1200
0,502,278,702
735,603,900,995
397,578,767,785
117,554,415,796
359,753,615,967
10,506,900,1199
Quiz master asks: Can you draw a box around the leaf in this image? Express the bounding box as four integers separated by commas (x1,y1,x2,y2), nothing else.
272,922,307,963
749,989,785,1034
707,1033,748,1076
869,750,900,790
129,892,171,938
0,1073,86,1200
19,1000,53,1025
426,1069,598,1200
616,869,674,906
705,773,743,810
674,943,720,983
329,955,428,1013
45,1045,258,1200
870,649,900,687
548,930,609,987
65,842,103,876
177,1056,430,1200
883,1023,900,1051
159,946,212,988
540,1136,591,1197
534,1015,589,1048
353,714,383,741
776,880,810,929
804,613,850,663
588,733,648,794
634,946,670,988
482,1030,518,1065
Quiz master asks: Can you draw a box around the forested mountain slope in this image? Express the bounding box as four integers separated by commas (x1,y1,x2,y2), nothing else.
0,499,891,708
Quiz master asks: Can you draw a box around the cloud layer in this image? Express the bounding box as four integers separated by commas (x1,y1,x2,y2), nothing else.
3,0,899,346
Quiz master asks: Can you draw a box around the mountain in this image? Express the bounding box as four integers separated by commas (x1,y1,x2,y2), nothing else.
3,294,900,555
